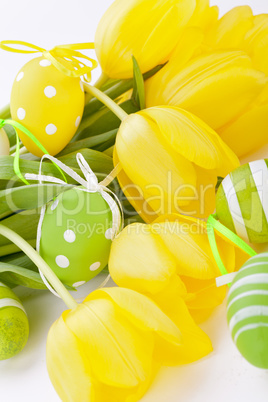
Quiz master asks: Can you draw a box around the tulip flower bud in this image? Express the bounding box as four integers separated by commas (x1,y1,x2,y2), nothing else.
0,128,10,156
47,287,212,401
115,106,239,221
109,215,248,322
95,0,196,79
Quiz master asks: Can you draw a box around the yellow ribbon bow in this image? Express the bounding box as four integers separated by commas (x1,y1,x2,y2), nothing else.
0,40,98,81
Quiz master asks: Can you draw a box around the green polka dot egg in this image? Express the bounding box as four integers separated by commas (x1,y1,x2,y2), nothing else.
10,56,84,157
0,282,29,360
227,252,268,369
39,187,115,288
216,159,268,243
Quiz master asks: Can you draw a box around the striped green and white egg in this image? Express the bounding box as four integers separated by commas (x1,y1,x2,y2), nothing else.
0,282,29,360
216,159,268,243
227,252,268,369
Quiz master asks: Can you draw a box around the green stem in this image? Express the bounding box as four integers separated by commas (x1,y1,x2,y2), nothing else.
0,224,78,310
83,83,128,122
0,104,11,119
85,73,109,104
82,64,164,119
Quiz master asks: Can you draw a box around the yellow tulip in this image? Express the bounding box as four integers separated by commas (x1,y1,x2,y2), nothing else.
47,287,212,401
145,4,268,159
114,105,239,222
109,215,249,323
95,0,198,79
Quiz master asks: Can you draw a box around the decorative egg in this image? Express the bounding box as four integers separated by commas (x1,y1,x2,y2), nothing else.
227,252,268,369
0,128,10,155
216,159,268,243
39,187,114,288
10,56,85,157
0,282,29,360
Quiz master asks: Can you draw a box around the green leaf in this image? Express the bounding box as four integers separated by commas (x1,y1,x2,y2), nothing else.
58,148,113,176
0,252,74,290
75,99,139,141
0,155,79,184
0,183,69,220
0,261,47,289
132,56,145,110
0,209,40,248
57,129,118,157
1,252,39,271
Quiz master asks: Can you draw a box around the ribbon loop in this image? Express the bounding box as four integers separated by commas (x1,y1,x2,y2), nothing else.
207,214,257,287
0,40,97,80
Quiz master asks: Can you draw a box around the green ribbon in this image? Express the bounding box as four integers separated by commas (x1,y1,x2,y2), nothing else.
207,214,257,286
0,119,66,185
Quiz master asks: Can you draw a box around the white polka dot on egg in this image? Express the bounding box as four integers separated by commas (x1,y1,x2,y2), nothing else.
90,262,101,271
51,199,59,211
39,59,51,67
46,124,57,135
75,116,81,127
73,281,86,288
16,72,24,82
64,230,76,243
105,228,113,240
17,108,26,120
44,86,56,98
56,255,70,268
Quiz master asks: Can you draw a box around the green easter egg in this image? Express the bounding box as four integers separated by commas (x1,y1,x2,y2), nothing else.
0,283,29,360
39,187,114,288
216,159,268,243
227,253,268,369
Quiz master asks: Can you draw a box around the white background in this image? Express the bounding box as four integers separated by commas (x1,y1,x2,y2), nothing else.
0,1,268,401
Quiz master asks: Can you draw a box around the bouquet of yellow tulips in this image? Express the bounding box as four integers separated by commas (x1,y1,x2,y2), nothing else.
0,0,267,401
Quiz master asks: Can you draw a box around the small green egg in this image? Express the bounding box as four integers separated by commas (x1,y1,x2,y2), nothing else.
227,253,268,369
39,187,114,288
0,283,29,360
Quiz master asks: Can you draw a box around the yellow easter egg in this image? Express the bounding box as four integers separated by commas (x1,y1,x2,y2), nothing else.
10,56,85,157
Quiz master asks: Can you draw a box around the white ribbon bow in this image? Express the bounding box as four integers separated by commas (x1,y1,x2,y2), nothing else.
25,152,123,299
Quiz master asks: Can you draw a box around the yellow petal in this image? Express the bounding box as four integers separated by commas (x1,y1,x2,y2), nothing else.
179,165,217,218
219,84,268,158
141,106,239,174
205,6,253,49
47,313,94,402
152,296,213,364
243,14,268,75
109,223,185,295
182,276,227,322
152,217,235,279
188,0,219,31
113,147,156,223
87,287,182,347
146,50,267,131
95,0,196,79
150,27,205,103
65,299,153,388
115,113,197,214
